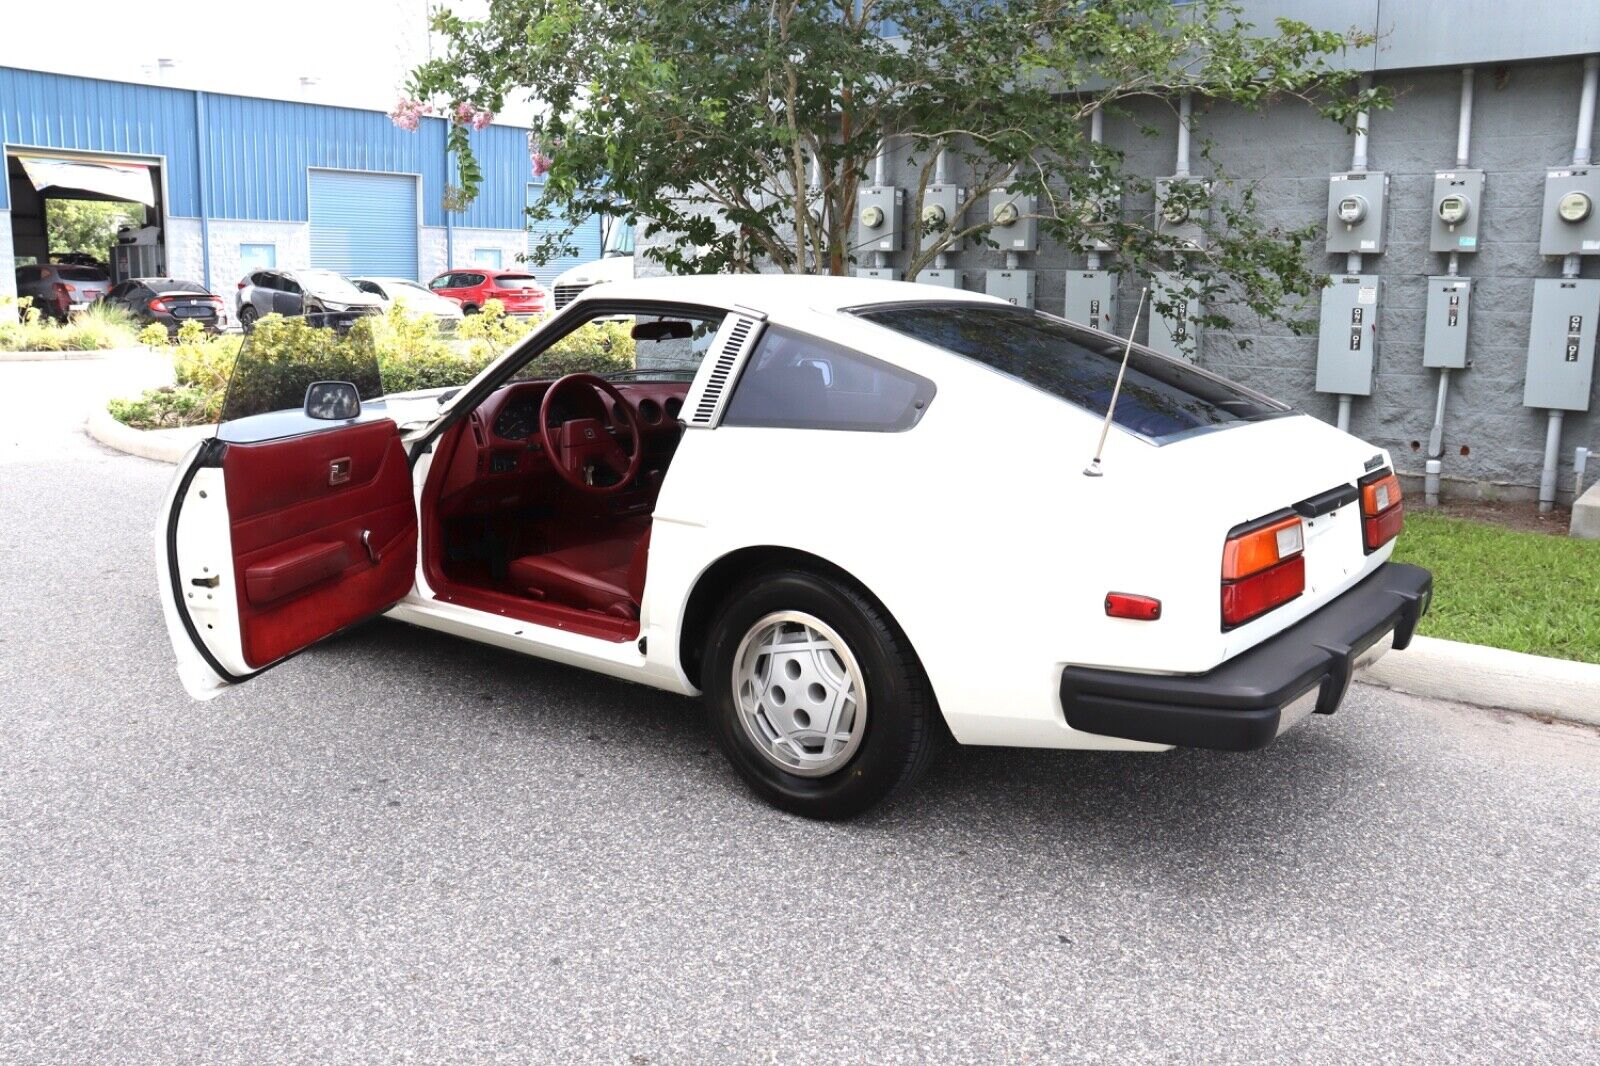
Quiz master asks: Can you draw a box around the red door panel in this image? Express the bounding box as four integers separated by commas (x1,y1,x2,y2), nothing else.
223,420,417,668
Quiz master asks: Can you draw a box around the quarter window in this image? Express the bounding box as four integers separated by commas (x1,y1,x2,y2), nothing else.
722,325,934,432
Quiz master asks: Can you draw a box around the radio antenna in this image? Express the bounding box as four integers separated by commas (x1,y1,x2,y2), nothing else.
1083,285,1150,478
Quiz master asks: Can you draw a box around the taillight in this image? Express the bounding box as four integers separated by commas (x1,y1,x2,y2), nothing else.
53,282,72,311
237,281,247,290
148,297,170,313
1221,511,1305,629
1105,592,1162,620
1359,469,1404,552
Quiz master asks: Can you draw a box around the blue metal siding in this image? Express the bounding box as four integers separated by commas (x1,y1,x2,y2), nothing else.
309,170,419,279
525,182,604,284
0,66,532,227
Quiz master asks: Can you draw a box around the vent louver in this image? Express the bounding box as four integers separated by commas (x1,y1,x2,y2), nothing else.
687,313,762,426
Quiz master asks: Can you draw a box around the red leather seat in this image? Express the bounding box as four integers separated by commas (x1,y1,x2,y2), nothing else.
507,520,651,618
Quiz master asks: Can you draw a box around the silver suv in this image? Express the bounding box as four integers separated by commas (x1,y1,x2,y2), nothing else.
234,268,382,330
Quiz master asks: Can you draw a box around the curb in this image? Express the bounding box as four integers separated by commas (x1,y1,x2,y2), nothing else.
85,405,204,464
0,345,153,363
1359,635,1600,728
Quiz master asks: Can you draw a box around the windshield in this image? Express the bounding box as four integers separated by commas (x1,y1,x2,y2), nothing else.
604,221,635,257
855,303,1289,443
299,270,366,299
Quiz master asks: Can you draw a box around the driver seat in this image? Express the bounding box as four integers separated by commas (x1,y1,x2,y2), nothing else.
507,519,651,619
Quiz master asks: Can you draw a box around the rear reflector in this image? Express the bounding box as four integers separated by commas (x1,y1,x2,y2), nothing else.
1221,511,1306,628
1105,592,1162,620
1359,469,1404,553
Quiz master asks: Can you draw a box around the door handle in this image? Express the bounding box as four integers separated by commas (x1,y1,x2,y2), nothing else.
361,529,379,564
329,458,352,486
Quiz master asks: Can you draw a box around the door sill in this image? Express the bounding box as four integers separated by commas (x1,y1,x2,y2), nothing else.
430,581,639,643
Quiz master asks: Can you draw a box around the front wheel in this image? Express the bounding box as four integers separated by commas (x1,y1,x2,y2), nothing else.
703,570,940,820
238,305,258,332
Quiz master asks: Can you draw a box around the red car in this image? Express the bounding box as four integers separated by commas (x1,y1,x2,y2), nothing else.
426,269,550,316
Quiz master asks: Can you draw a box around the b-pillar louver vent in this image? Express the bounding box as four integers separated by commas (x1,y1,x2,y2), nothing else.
685,308,765,427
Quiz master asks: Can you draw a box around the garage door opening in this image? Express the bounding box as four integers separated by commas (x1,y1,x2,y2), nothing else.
7,152,166,292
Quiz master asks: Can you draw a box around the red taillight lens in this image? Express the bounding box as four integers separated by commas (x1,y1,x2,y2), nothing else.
53,282,72,311
237,281,247,290
1221,512,1305,628
1359,470,1404,552
148,297,170,313
1105,592,1162,620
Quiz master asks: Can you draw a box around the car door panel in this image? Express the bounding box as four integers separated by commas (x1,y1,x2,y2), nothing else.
221,419,417,668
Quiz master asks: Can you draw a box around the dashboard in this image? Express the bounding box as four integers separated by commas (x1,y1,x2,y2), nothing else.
489,383,685,442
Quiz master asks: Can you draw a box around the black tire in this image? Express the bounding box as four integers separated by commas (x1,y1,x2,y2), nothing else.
238,304,258,332
461,303,480,315
703,569,940,820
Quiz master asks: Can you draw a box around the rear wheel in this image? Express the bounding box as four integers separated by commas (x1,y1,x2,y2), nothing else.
461,303,480,315
703,569,940,820
238,304,258,332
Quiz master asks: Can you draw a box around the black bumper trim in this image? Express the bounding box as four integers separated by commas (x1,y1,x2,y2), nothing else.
1059,562,1433,751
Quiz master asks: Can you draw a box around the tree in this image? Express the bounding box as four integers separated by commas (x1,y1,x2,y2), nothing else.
46,199,144,264
404,0,1384,330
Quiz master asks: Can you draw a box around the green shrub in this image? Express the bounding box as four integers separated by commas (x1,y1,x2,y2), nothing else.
0,297,140,352
138,323,170,347
108,385,216,429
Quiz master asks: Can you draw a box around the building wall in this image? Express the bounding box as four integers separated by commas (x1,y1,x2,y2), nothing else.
420,226,531,281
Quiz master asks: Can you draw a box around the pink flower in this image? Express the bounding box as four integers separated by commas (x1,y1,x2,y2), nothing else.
531,150,553,177
388,97,430,132
470,109,494,131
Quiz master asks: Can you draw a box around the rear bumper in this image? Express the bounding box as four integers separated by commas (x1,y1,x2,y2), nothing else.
1059,562,1433,751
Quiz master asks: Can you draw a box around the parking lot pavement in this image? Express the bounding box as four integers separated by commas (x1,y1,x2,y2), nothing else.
3,362,1599,1065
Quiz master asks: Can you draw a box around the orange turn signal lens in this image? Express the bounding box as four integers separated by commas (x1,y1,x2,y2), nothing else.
1361,473,1402,517
1222,514,1304,581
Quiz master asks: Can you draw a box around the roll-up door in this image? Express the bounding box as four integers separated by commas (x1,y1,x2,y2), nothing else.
309,170,419,280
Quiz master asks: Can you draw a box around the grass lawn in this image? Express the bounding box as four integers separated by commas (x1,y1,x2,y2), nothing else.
1391,511,1600,664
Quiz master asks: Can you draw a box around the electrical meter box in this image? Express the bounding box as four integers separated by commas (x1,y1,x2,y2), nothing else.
1315,274,1382,396
856,186,904,254
919,184,965,255
917,269,961,288
1063,270,1119,332
1423,277,1472,369
1154,177,1210,251
1325,171,1389,255
1430,169,1485,254
1150,271,1201,362
1078,186,1122,252
1524,277,1600,410
988,190,1038,253
986,269,1035,308
1538,167,1600,256
854,266,899,282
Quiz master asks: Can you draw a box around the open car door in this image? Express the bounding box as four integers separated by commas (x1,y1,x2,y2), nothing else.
158,314,419,699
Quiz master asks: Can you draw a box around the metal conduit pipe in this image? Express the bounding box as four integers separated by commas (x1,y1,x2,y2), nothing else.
1427,68,1476,507
1175,93,1192,178
1337,75,1373,432
1088,109,1104,272
873,134,889,268
1540,56,1600,512
934,146,949,270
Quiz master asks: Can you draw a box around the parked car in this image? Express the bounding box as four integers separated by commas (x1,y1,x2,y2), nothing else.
104,277,227,333
157,276,1432,820
426,269,549,316
14,263,111,321
51,252,108,270
349,276,465,323
234,268,383,330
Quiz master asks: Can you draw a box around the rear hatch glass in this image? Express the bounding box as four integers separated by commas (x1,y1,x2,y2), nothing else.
492,275,542,290
855,303,1289,444
57,266,108,282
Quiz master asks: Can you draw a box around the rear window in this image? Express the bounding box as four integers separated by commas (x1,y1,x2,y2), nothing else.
492,274,541,289
57,266,108,281
855,303,1288,443
154,279,208,293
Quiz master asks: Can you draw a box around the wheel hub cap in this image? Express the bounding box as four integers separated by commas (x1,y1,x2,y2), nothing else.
733,611,866,777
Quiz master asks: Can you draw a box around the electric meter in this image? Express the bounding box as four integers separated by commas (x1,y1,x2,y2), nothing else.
922,203,947,226
1437,193,1471,226
992,202,1019,227
860,205,885,229
1559,190,1592,223
1337,195,1369,225
1160,199,1190,225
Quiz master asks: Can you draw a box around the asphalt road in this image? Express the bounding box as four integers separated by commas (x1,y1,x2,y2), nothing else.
3,358,1599,1064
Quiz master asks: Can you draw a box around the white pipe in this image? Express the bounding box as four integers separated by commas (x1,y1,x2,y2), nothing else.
1455,68,1475,168
1346,252,1362,274
934,146,947,187
1428,369,1450,458
873,136,887,186
1424,459,1443,508
1004,251,1019,270
1336,394,1353,432
1088,108,1105,271
1351,75,1372,172
1175,93,1192,178
1540,410,1566,512
1575,55,1599,166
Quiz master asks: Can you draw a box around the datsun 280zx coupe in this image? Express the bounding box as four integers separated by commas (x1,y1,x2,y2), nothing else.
158,276,1432,819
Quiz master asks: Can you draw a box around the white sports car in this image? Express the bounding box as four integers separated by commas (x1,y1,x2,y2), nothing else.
158,275,1432,819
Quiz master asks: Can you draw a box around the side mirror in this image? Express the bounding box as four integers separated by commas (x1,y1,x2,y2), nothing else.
304,380,361,421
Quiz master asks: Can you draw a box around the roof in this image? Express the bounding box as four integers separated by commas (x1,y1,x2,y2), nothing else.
574,273,1005,314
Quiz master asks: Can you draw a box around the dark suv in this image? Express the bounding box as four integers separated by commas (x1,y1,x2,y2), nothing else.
234,268,383,330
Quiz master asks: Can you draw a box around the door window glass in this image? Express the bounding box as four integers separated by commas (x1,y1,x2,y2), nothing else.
722,325,934,432
218,315,385,431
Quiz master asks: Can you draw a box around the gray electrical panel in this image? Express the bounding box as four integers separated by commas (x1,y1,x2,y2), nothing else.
1154,177,1210,251
1423,277,1472,369
1063,270,1119,333
988,190,1038,253
1539,167,1600,256
917,268,961,288
1524,278,1600,410
1315,274,1382,396
1325,171,1390,255
1150,271,1201,362
1430,169,1484,254
1079,186,1122,252
855,266,899,282
857,186,904,254
919,184,964,255
986,269,1035,308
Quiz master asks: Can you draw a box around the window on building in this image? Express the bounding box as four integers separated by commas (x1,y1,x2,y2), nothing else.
722,325,935,432
239,243,277,271
472,247,503,269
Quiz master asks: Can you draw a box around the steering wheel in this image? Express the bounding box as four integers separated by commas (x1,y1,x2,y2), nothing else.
538,373,644,495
